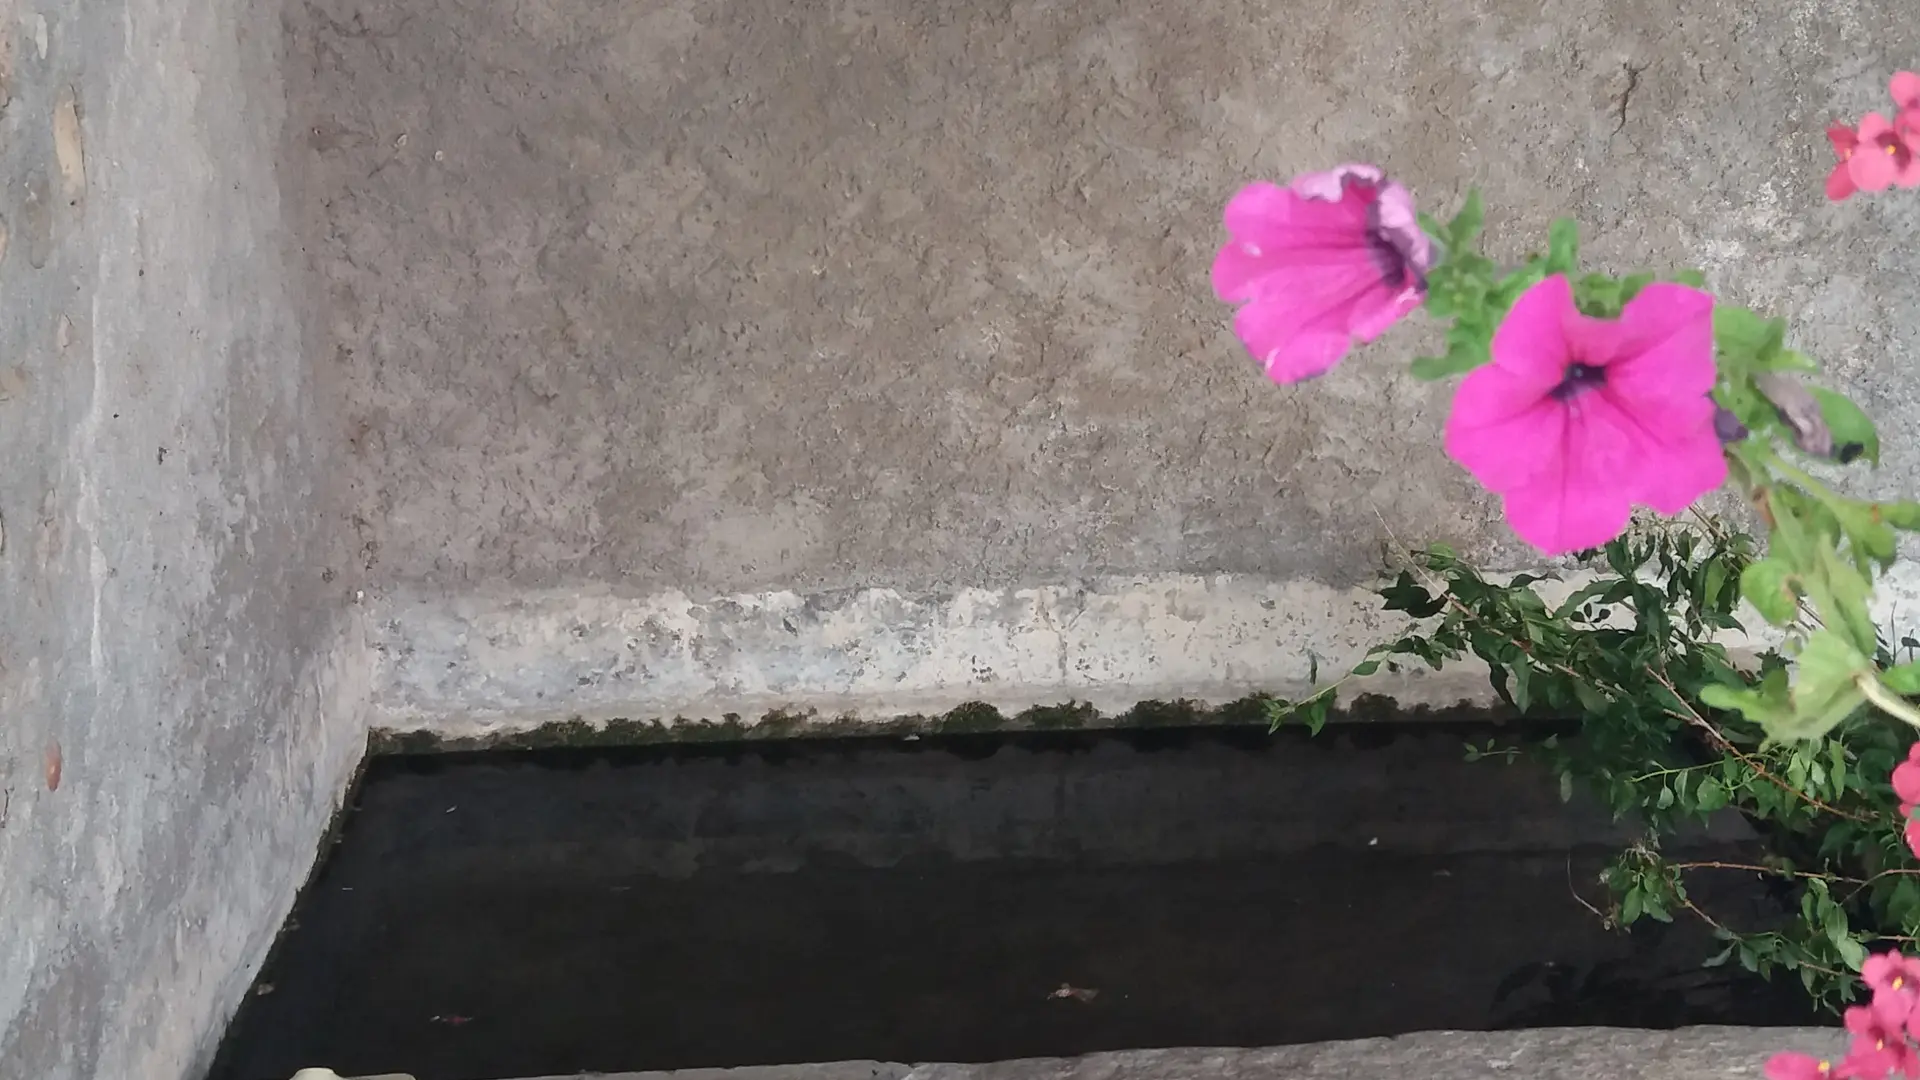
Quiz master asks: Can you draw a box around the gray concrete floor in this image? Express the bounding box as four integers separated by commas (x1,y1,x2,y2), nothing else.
288,0,1920,601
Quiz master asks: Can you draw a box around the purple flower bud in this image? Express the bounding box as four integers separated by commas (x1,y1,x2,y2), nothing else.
1713,406,1749,444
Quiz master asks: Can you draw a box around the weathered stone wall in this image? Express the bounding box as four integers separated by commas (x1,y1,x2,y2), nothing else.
282,0,1920,735
0,0,367,1076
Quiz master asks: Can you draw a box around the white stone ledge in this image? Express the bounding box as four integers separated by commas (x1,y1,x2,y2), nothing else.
366,564,1920,739
510,1028,1846,1080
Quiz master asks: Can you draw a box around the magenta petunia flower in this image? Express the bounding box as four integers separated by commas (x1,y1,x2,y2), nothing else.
1212,164,1432,384
1766,1051,1850,1080
1443,275,1726,555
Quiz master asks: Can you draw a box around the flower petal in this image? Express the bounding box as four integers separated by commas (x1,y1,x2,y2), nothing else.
1602,283,1717,396
1490,275,1579,387
1764,1051,1829,1080
1501,464,1635,556
1499,393,1646,554
1370,179,1434,278
1213,234,1377,304
1632,425,1727,515
1898,762,1920,808
1445,370,1565,494
1232,293,1356,383
1291,163,1384,202
1347,282,1424,342
1830,123,1861,157
1894,70,1920,111
1829,161,1860,201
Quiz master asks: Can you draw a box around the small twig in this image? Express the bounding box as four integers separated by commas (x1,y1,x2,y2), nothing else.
1646,668,1875,823
1670,859,1862,884
1567,856,1607,920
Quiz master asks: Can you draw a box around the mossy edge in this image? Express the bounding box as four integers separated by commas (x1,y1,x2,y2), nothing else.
369,692,1507,755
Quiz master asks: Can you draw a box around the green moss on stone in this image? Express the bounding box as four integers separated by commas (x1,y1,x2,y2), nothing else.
365,687,1508,756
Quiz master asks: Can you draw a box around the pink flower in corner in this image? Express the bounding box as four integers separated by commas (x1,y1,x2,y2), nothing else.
1894,744,1920,815
1830,113,1920,201
1767,1051,1851,1080
1865,951,1920,1030
1442,275,1726,555
1892,70,1920,116
1844,1003,1919,1080
1212,164,1432,384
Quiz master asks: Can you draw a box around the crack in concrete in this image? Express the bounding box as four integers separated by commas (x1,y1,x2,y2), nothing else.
1612,61,1648,138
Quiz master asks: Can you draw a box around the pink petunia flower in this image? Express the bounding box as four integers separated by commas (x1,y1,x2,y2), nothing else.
1767,1051,1852,1080
1212,164,1432,384
1845,1003,1920,1080
1865,951,1920,1029
1442,275,1726,555
1906,815,1920,863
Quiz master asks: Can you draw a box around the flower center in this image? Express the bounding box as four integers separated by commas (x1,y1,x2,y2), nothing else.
1364,226,1407,288
1551,362,1608,401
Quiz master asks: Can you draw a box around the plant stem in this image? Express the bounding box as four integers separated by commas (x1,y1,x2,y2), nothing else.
1858,672,1920,731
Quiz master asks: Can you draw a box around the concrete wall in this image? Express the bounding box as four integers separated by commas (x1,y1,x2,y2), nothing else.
0,0,367,1077
300,0,1920,736
1,0,1917,1072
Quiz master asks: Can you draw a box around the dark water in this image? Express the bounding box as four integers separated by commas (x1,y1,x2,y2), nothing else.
207,724,1818,1080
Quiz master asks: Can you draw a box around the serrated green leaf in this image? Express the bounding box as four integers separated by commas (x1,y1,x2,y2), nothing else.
1884,660,1920,695
1807,387,1879,466
1448,189,1485,248
1409,343,1491,381
1881,501,1920,531
1545,218,1579,275
1739,556,1800,626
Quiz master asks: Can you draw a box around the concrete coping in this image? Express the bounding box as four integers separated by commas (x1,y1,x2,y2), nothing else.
492,1029,1847,1080
366,562,1920,745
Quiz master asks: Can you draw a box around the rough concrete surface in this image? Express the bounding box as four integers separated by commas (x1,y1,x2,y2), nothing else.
527,1029,1851,1080
0,1,367,1079
292,0,1920,602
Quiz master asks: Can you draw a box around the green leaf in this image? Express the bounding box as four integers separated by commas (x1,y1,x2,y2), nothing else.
1881,500,1920,531
1510,664,1533,713
1618,271,1656,306
1621,886,1644,925
1448,189,1485,248
1654,784,1675,810
1883,660,1920,695
1670,268,1707,288
1836,934,1869,972
1573,679,1611,716
1766,629,1870,741
1379,571,1446,617
1558,771,1575,803
1410,343,1491,381
1739,557,1800,626
1545,218,1579,275
1713,306,1786,371
1807,387,1879,466
1695,776,1728,812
